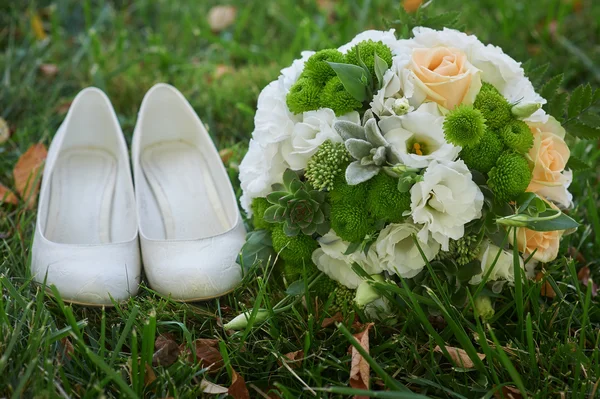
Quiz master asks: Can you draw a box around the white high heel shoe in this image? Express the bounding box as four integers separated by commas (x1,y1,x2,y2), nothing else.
132,83,245,301
31,88,141,306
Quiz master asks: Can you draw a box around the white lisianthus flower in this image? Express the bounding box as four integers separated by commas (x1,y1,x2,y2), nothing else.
470,240,524,286
370,56,405,118
279,50,315,91
338,29,402,54
252,80,302,145
411,160,484,250
379,102,460,168
281,109,360,171
239,139,288,214
312,231,382,289
375,221,440,278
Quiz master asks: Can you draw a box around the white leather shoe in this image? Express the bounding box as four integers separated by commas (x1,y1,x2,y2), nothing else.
132,83,245,301
31,88,141,306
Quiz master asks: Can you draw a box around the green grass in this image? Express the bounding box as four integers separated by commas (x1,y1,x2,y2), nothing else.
1,0,600,397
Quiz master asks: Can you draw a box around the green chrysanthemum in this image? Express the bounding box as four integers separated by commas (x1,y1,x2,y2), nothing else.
487,151,532,202
251,197,273,230
443,104,487,148
311,275,339,299
345,40,393,79
320,76,363,116
459,129,505,174
305,141,351,191
473,87,512,130
283,261,319,283
497,120,534,154
286,77,322,115
304,49,345,85
366,172,411,223
271,223,318,264
329,180,374,243
479,82,501,95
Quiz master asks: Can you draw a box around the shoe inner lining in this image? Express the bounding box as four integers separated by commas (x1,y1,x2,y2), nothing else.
45,148,116,244
140,140,231,240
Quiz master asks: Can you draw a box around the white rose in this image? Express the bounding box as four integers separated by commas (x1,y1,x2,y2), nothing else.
312,231,382,289
411,160,484,250
281,109,360,170
338,29,402,54
239,139,288,214
379,102,460,168
375,221,440,278
470,240,524,285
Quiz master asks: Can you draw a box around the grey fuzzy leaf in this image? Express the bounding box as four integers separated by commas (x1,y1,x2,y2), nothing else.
345,138,372,159
334,120,366,141
362,109,375,125
372,146,387,165
345,161,380,185
364,118,388,147
360,156,375,166
386,146,402,164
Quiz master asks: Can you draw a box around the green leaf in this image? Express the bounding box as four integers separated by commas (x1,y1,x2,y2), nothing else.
548,92,568,121
566,156,591,171
580,112,600,127
374,52,389,90
344,241,361,255
564,121,600,139
267,191,287,204
285,279,306,296
540,74,563,101
516,192,537,213
355,46,373,88
327,62,369,102
580,84,593,110
263,205,280,222
567,84,584,119
423,11,461,30
238,230,275,270
524,62,549,89
283,168,298,188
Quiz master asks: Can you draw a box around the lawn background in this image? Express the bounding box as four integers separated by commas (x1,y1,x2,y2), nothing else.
1,0,600,397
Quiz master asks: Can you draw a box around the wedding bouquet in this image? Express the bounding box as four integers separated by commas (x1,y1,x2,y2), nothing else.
233,27,588,325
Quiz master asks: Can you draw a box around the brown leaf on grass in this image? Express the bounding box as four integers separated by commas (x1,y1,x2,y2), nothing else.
144,364,156,386
58,337,74,363
349,323,374,396
0,117,10,144
568,246,586,264
434,345,485,369
403,0,423,13
219,148,234,164
321,312,343,328
181,339,224,371
215,64,234,79
0,183,18,205
536,272,556,298
316,0,337,23
56,100,73,115
39,64,59,78
493,385,523,399
577,266,598,297
278,350,304,369
200,378,229,394
31,13,47,41
208,6,237,32
228,369,250,399
152,334,180,367
13,143,47,209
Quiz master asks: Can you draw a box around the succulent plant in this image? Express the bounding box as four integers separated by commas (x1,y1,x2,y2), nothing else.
264,169,331,236
334,111,401,185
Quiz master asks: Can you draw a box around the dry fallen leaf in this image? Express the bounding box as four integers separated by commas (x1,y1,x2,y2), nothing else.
39,63,59,78
228,369,250,399
577,266,598,297
152,334,180,367
0,183,18,205
536,271,556,299
56,100,73,115
494,385,523,399
279,350,304,369
349,323,373,397
13,143,47,209
219,148,234,164
215,64,234,79
316,0,337,23
200,378,229,394
403,0,423,13
321,312,344,328
31,13,47,40
58,337,75,363
0,117,10,144
434,345,485,369
208,6,237,32
145,364,157,386
181,339,224,372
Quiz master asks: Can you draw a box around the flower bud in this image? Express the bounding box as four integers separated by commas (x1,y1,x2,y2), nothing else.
392,97,411,115
354,275,384,307
511,101,542,118
474,296,495,320
223,309,269,330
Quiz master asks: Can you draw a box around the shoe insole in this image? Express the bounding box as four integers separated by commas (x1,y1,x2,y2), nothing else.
45,148,117,244
140,140,231,240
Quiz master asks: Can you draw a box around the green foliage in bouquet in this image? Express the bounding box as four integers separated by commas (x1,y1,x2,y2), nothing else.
320,76,364,116
366,172,411,224
487,151,532,202
251,197,273,230
305,140,351,191
272,223,318,264
473,83,513,129
498,120,534,153
286,77,322,114
329,178,375,243
264,169,331,236
303,49,346,85
460,129,505,173
345,39,393,81
443,104,487,147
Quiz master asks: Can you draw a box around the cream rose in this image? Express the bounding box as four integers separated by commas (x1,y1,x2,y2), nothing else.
512,227,564,263
405,46,482,109
526,116,572,207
